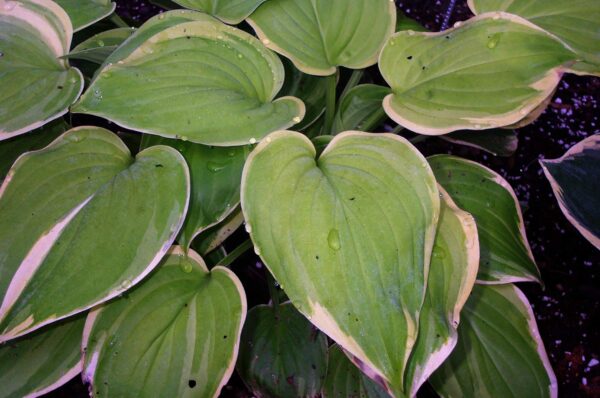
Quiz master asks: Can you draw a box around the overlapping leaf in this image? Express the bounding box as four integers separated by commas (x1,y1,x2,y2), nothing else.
54,0,115,31
429,155,540,283
468,0,600,75
0,315,85,398
237,302,328,397
0,126,189,342
72,11,305,145
241,131,439,396
540,134,600,249
173,0,266,24
0,0,83,139
65,27,136,64
379,13,575,135
332,84,391,134
193,206,244,256
82,247,246,398
441,129,518,157
247,0,396,76
430,284,557,398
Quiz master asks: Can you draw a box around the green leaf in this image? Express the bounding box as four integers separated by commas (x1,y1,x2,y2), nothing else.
428,155,540,283
192,205,244,256
396,11,427,32
72,11,305,146
540,134,600,249
441,129,518,157
430,284,557,398
241,131,440,396
468,0,600,76
82,247,246,398
0,119,68,180
143,135,247,249
54,0,116,31
0,0,83,139
332,84,391,134
322,344,391,398
0,126,189,342
237,302,328,398
65,27,136,64
403,187,479,396
379,13,575,135
247,0,396,76
0,315,85,398
172,0,266,24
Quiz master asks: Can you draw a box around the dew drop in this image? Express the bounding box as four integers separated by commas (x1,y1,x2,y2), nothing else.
117,60,124,65
254,246,261,255
389,39,396,46
454,21,463,28
520,108,528,115
249,137,257,144
486,201,495,209
327,229,341,251
407,30,415,36
97,40,105,47
474,124,481,129
120,279,132,290
207,161,227,173
180,261,193,273
158,13,165,20
433,245,446,260
181,136,188,141
293,116,301,123
245,223,252,233
487,33,501,49
237,53,243,59
262,38,270,45
265,136,272,143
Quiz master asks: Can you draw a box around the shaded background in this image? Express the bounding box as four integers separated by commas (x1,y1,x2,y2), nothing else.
49,0,599,397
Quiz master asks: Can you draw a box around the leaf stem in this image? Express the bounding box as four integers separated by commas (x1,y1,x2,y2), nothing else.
323,73,337,134
217,238,253,268
390,124,405,134
110,13,129,28
409,135,429,144
266,271,280,315
340,69,364,99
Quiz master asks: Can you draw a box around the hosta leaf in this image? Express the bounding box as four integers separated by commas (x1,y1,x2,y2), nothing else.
404,187,479,396
379,13,575,135
72,12,305,146
540,134,600,249
428,155,540,283
237,302,328,398
0,126,189,342
54,0,116,31
322,345,390,398
82,247,246,398
193,205,244,256
430,284,557,398
65,27,136,64
0,315,85,398
468,0,600,76
0,0,83,139
441,129,518,157
247,0,396,76
143,136,247,249
241,131,440,396
173,0,266,24
332,84,391,134
0,119,68,180
395,11,427,33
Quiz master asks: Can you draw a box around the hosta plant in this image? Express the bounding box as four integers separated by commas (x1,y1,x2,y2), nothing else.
1,0,599,397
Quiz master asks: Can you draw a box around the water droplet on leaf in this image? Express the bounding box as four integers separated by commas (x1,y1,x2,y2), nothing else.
180,261,193,273
207,161,227,173
327,229,341,251
249,137,257,144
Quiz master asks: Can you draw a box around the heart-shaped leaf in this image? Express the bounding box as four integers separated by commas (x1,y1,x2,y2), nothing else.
241,131,440,396
430,284,557,398
0,0,83,139
54,0,115,31
247,0,396,76
379,13,575,135
142,135,247,249
0,126,189,342
65,27,136,64
403,187,479,396
237,302,328,398
82,247,246,398
428,155,540,283
468,0,600,76
440,129,518,157
0,315,85,398
322,344,391,398
72,11,305,146
540,134,600,249
332,84,391,134
173,0,266,24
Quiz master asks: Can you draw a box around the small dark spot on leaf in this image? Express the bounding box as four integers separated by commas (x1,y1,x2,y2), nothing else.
223,335,228,339
445,35,450,39
286,375,295,386
422,66,426,70
349,197,355,201
57,85,63,90
315,255,319,260
155,164,163,168
186,36,191,39
406,55,413,60
311,364,316,370
188,380,197,388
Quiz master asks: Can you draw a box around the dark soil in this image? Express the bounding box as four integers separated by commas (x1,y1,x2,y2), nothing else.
49,1,598,397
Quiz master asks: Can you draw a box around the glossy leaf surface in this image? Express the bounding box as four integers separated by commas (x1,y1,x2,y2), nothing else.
0,126,189,341
173,0,266,24
540,134,600,248
237,302,328,398
0,0,83,139
65,27,136,64
54,0,115,31
247,0,396,76
332,84,391,134
379,13,574,135
430,284,557,398
83,248,246,398
73,12,304,146
0,315,85,398
468,0,600,75
429,155,540,283
241,131,439,396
